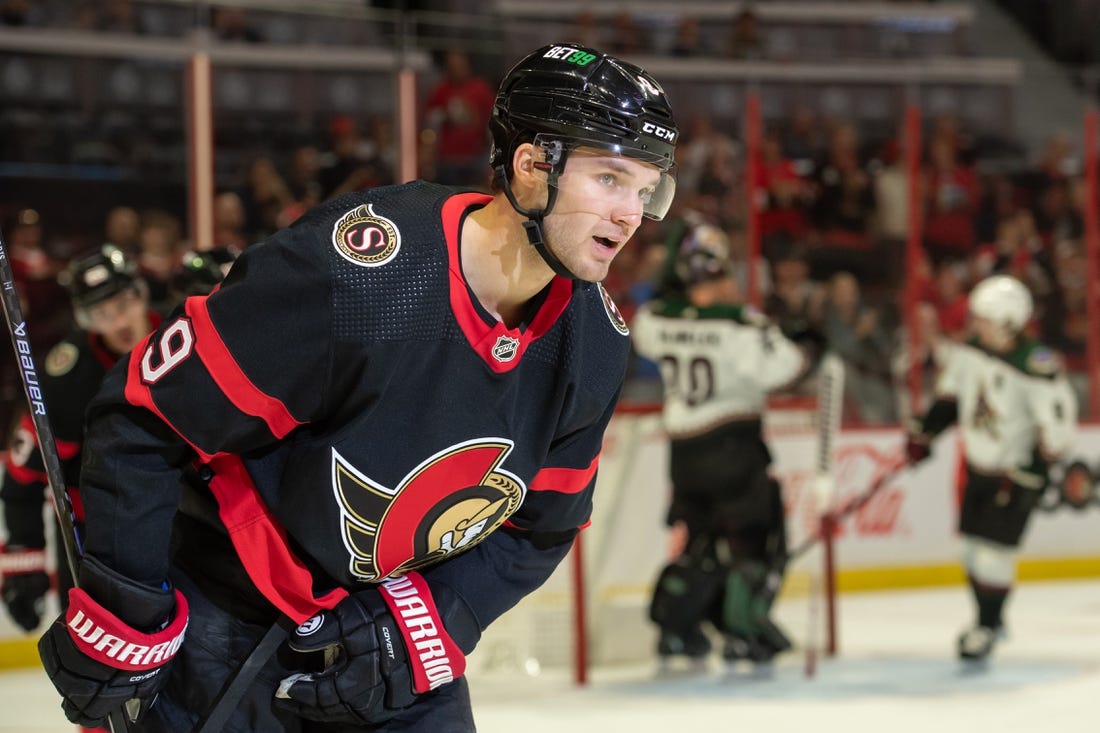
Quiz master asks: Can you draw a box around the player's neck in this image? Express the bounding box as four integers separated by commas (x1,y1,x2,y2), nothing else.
461,198,555,328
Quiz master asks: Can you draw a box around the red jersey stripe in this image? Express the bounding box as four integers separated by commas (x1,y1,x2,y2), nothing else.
125,341,342,622
12,413,80,461
5,460,45,485
529,453,600,495
205,454,348,623
185,296,303,439
124,332,201,449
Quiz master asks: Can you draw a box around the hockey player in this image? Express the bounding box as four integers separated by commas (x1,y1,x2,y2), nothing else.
1,244,158,633
631,223,810,673
36,43,678,731
906,274,1077,663
1,245,158,733
167,246,240,303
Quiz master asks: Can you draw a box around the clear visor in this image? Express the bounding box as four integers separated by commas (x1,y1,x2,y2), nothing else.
535,135,677,221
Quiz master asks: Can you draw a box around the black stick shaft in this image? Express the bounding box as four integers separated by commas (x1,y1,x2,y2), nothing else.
0,235,81,580
0,232,129,733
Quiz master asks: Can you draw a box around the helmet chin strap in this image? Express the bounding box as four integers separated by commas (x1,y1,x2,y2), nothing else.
495,156,579,280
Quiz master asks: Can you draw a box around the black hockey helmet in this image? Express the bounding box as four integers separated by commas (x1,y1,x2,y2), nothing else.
62,243,139,310
491,43,678,185
491,43,679,278
170,247,239,299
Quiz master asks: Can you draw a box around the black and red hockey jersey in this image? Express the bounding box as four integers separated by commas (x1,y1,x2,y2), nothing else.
1,320,158,549
80,182,631,632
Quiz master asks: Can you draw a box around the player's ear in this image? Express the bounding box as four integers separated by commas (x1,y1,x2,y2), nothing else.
510,143,550,210
511,143,540,190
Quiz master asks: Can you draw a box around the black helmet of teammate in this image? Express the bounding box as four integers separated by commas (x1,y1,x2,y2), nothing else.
490,43,679,279
490,43,678,179
170,247,239,300
62,243,139,310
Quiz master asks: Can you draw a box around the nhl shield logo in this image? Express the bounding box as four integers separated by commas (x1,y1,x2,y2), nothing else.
332,204,401,267
491,335,520,363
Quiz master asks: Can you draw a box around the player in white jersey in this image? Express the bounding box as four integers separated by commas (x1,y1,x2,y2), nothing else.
906,274,1077,662
632,224,811,671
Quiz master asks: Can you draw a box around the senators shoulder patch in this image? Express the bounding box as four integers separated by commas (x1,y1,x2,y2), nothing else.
332,204,401,267
45,342,78,377
598,283,629,336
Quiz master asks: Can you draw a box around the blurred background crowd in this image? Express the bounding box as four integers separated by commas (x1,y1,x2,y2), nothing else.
3,0,1100,433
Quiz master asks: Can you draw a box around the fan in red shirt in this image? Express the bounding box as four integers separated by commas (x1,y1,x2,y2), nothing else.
422,49,496,187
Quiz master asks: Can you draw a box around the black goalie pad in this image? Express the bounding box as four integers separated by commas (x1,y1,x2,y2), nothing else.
649,553,724,632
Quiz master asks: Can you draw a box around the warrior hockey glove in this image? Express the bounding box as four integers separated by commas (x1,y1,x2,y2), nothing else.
276,572,466,725
0,546,50,632
38,555,188,728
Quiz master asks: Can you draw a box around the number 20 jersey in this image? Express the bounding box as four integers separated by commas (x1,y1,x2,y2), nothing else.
631,297,805,438
80,182,630,607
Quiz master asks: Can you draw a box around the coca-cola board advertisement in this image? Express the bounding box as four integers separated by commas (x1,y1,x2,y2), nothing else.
582,412,1100,605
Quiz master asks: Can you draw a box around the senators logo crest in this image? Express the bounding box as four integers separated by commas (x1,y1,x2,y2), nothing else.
332,204,401,267
332,439,526,581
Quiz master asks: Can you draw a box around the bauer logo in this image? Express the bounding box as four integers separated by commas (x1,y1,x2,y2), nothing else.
296,615,324,636
332,204,401,267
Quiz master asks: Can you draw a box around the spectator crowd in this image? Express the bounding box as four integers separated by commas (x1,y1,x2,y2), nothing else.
2,1,1096,429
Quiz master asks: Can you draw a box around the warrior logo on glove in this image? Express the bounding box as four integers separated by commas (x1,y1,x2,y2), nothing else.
333,439,526,581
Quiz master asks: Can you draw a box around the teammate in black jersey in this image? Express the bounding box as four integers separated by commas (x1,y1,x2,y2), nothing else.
1,244,159,632
1,245,160,733
37,43,679,731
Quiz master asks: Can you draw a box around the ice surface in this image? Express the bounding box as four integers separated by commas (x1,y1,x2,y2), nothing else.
3,580,1098,732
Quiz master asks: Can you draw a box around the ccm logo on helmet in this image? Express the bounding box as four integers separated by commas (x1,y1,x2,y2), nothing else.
642,121,676,143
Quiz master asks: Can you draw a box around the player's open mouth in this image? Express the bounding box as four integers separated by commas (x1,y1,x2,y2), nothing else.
594,236,616,251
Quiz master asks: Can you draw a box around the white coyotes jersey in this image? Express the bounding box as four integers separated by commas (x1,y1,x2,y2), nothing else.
935,338,1077,471
632,298,806,438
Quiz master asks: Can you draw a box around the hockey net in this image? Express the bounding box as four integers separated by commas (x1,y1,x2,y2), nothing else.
468,394,836,682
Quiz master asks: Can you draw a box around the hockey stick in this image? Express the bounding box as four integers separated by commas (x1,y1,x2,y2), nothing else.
786,453,908,563
192,617,293,733
804,352,844,678
0,234,131,732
